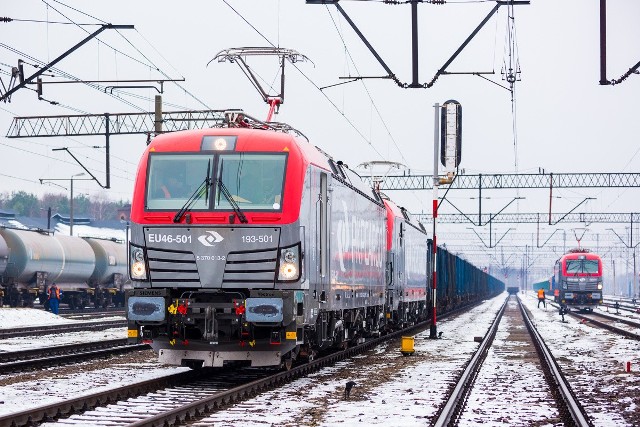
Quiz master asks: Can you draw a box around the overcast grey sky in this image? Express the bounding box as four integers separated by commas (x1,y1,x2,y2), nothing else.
1,0,639,279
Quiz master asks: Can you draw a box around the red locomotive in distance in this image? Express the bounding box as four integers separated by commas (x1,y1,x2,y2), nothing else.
553,249,604,311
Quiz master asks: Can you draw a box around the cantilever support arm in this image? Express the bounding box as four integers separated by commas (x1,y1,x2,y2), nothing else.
551,197,595,226
1,24,134,102
332,3,402,87
425,1,529,88
52,147,108,189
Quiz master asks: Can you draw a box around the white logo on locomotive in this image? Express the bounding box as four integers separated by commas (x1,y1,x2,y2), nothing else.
336,201,383,272
198,231,225,246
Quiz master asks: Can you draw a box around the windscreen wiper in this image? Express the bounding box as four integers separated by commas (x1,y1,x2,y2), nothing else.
216,179,248,224
173,160,211,223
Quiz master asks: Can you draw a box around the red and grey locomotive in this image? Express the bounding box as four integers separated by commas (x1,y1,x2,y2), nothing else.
127,112,394,368
125,111,503,369
552,249,604,311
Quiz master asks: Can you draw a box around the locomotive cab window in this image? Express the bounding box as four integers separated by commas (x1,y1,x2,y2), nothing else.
146,154,212,211
215,153,287,211
145,152,287,212
565,259,599,274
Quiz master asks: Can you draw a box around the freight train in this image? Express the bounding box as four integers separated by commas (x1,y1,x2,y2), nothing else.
0,227,129,309
125,111,504,369
552,249,603,311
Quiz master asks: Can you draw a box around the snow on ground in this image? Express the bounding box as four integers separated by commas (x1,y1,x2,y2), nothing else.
0,308,81,329
521,293,640,426
197,293,639,426
0,359,188,418
0,307,185,418
0,327,127,353
197,295,509,427
0,308,126,352
1,294,638,425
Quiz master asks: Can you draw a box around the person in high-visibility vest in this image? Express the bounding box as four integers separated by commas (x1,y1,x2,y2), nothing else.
554,288,560,302
537,288,546,308
48,283,61,315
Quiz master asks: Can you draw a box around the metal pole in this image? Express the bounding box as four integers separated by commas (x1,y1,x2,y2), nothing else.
599,0,609,85
105,113,111,189
632,214,637,298
410,0,419,88
70,177,74,236
430,103,440,339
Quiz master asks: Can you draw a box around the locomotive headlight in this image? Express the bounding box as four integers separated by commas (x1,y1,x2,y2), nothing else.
597,282,603,290
283,250,296,263
279,262,298,280
133,249,144,262
201,135,237,151
131,261,147,279
130,245,148,280
277,243,301,281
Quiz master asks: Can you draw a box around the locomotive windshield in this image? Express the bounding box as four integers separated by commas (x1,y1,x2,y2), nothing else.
147,154,211,211
216,153,286,210
565,259,599,274
145,152,286,212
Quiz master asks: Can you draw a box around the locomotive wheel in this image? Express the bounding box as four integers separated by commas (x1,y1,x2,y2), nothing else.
282,356,293,371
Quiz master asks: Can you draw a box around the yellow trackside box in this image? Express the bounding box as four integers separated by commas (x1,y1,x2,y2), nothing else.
401,336,415,356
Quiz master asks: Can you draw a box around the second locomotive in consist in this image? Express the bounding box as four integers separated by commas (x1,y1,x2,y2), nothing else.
552,249,604,311
126,111,503,369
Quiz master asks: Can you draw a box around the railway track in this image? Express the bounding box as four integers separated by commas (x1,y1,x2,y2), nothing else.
0,339,148,375
1,301,485,427
569,310,640,340
0,319,126,339
432,294,592,426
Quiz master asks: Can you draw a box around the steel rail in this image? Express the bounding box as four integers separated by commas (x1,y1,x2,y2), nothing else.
0,370,201,427
569,311,640,340
0,319,126,339
121,300,493,427
431,296,509,427
519,296,592,427
0,341,149,375
0,338,128,363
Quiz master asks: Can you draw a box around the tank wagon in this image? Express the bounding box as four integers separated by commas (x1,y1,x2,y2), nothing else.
0,227,128,308
125,111,504,369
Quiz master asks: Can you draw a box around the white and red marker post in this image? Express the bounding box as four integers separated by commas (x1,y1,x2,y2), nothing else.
429,103,440,339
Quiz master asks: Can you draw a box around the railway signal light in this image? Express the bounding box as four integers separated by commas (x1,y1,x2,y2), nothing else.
440,100,462,169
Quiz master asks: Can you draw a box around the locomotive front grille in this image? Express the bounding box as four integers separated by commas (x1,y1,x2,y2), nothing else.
223,248,278,284
565,281,599,291
147,248,200,283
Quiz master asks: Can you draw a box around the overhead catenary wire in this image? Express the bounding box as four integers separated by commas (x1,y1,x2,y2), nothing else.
220,0,385,160
323,5,427,212
55,0,213,110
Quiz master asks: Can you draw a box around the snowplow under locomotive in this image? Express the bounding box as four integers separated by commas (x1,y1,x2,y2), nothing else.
126,111,503,368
